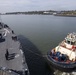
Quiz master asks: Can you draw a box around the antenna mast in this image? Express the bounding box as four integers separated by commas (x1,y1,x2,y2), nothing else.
0,13,2,22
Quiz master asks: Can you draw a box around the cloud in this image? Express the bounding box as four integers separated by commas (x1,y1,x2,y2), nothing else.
0,0,76,13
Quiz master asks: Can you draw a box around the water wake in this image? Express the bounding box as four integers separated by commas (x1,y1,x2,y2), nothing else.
54,70,76,75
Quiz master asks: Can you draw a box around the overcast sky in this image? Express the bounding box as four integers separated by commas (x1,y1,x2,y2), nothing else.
0,0,76,13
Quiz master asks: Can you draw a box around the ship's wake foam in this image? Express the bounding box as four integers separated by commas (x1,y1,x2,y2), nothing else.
54,70,76,75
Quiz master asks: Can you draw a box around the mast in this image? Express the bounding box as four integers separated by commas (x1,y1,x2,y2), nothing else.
0,13,2,23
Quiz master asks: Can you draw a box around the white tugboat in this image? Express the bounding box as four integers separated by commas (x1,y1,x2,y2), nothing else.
47,32,76,72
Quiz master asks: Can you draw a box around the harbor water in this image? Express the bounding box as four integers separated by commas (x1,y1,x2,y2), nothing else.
1,15,76,75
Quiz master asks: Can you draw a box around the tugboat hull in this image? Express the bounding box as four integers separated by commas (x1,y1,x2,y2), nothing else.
47,51,76,72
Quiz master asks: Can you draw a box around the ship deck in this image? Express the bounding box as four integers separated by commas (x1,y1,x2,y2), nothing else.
0,27,28,72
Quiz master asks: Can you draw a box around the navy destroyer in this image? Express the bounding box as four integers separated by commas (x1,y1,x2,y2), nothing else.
47,32,76,72
0,22,29,75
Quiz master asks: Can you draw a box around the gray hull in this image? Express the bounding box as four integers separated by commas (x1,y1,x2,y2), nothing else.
0,22,29,75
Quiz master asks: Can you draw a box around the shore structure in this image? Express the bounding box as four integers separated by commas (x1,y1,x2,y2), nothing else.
47,32,76,72
0,22,29,75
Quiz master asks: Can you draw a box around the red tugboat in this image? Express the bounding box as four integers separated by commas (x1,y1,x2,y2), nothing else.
47,32,76,72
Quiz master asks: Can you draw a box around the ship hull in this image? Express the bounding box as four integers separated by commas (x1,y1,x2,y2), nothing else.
0,22,29,75
46,51,76,72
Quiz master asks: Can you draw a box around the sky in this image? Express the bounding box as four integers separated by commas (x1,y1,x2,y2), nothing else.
0,0,76,13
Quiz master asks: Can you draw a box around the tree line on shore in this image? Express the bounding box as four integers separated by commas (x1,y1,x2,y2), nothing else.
2,10,76,16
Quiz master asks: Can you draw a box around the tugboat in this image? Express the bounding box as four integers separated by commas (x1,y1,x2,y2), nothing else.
0,22,29,75
47,32,76,72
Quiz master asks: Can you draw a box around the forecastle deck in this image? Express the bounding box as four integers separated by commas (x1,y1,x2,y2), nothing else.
0,23,29,75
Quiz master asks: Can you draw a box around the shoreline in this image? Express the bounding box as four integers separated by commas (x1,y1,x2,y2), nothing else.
2,14,76,17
